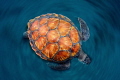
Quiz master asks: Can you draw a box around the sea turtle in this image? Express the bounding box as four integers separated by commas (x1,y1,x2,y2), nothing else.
23,13,91,70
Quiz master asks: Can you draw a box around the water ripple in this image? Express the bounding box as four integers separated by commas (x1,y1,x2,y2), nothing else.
0,0,120,80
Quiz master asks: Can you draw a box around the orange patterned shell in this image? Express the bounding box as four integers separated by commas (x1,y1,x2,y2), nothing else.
27,13,81,62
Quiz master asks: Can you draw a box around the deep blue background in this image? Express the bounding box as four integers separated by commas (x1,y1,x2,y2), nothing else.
0,0,120,80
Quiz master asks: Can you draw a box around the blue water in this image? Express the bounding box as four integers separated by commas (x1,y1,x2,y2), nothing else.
0,0,120,80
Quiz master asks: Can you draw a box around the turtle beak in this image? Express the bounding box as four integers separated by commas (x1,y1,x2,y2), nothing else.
83,56,91,64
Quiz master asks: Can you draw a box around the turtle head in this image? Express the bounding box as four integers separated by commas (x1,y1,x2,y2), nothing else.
78,50,91,64
82,56,91,64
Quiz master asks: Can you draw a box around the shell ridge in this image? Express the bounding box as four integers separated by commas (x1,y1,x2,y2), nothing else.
51,15,61,61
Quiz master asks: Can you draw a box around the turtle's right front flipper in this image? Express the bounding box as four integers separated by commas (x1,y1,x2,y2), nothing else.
47,61,70,70
78,18,90,41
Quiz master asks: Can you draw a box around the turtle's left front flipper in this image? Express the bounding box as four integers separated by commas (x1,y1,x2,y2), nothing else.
78,18,90,41
47,61,70,70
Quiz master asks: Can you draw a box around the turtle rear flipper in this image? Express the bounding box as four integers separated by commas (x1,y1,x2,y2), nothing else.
78,50,91,64
23,31,28,38
78,18,90,41
47,61,70,70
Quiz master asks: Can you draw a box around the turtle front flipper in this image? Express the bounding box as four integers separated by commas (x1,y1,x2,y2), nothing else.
23,31,28,38
78,18,90,41
47,61,70,70
78,50,91,64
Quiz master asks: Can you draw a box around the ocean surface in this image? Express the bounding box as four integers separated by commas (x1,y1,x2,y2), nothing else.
0,0,120,80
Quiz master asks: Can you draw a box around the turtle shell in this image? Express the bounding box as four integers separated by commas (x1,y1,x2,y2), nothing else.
27,13,81,62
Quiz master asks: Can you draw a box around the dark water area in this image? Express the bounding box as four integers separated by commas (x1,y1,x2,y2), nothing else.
0,0,120,80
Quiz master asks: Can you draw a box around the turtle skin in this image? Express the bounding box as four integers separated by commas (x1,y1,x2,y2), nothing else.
27,13,81,63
